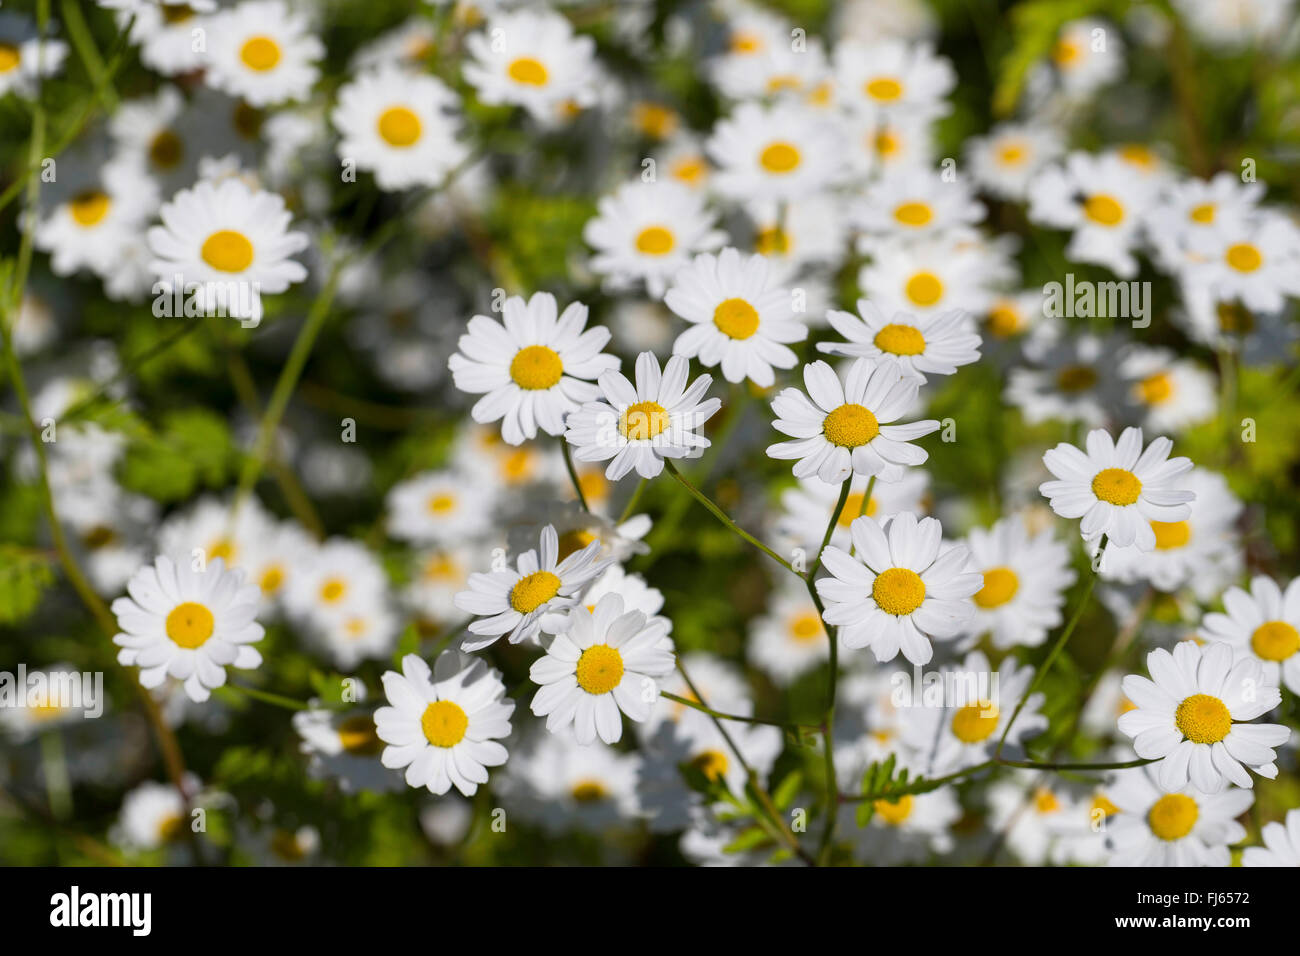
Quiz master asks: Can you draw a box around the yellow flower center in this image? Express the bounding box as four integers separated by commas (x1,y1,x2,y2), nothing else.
822,403,880,448
974,567,1019,609
1189,203,1216,224
838,493,877,526
158,814,185,843
239,36,282,72
987,303,1022,337
690,749,729,782
557,529,596,562
259,564,285,594
893,201,933,227
1225,243,1262,273
336,714,384,755
571,780,609,802
712,297,760,339
950,701,1000,743
1091,468,1142,506
420,700,468,747
0,43,20,73
730,32,761,53
1091,792,1120,820
509,570,561,614
148,130,184,170
766,74,802,93
1052,38,1080,65
874,129,900,157
1151,520,1191,551
755,225,789,256
872,567,926,616
1174,694,1231,744
69,190,111,227
320,577,347,603
1056,364,1098,392
208,537,236,563
759,141,801,173
423,553,461,581
635,225,675,255
874,322,927,355
165,601,215,649
200,229,255,272
620,400,670,440
1034,788,1061,814
427,493,456,515
789,612,822,643
873,794,915,825
1083,194,1125,226
1148,793,1198,841
377,106,422,147
509,345,563,390
865,77,903,101
633,103,677,139
1138,371,1174,405
1250,621,1299,661
670,157,706,186
575,644,624,695
507,56,549,86
904,271,944,307
997,142,1027,166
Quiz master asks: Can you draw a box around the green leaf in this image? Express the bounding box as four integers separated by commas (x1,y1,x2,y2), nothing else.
0,545,56,625
119,407,236,502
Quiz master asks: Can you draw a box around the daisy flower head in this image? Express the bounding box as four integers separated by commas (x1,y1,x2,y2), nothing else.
462,8,600,122
529,592,676,745
965,122,1064,201
767,358,940,484
332,66,470,191
815,511,981,665
820,299,981,381
840,780,961,865
1120,346,1217,434
1119,641,1291,793
112,555,265,703
500,733,642,834
147,177,310,324
113,778,197,852
292,697,404,795
664,247,807,387
853,168,985,242
833,39,955,118
1005,330,1129,428
1039,426,1195,551
203,0,324,106
447,291,618,446
1201,575,1300,695
747,577,831,686
705,100,845,203
1146,171,1264,273
776,469,930,555
0,13,69,98
857,232,1015,320
119,1,216,77
1105,764,1253,867
1242,808,1300,867
383,469,496,546
374,651,514,797
453,524,612,651
1183,212,1300,315
564,351,722,481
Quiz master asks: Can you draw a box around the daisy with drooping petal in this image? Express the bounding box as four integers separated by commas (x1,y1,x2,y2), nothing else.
819,299,981,381
816,512,981,665
203,0,324,106
705,100,844,203
112,555,265,703
1201,575,1300,696
1039,426,1195,551
664,248,806,387
529,592,676,746
767,358,940,484
1119,641,1290,793
332,66,470,191
564,351,721,481
447,292,618,446
453,524,612,651
374,651,514,797
1243,808,1300,867
1105,764,1253,867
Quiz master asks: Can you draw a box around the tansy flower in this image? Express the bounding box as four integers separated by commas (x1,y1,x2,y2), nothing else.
1104,764,1253,867
112,555,265,703
447,291,618,446
664,247,806,387
816,512,981,665
1119,641,1290,793
529,592,676,745
705,100,844,203
820,299,981,381
203,0,324,106
564,351,721,480
767,358,940,484
1242,808,1300,867
375,651,514,797
1039,426,1195,551
1200,575,1300,696
453,524,612,651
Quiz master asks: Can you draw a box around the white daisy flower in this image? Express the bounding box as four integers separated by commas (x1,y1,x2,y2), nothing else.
1105,764,1253,867
584,179,725,298
664,247,806,387
453,524,612,651
1146,172,1264,273
816,512,979,665
1243,808,1300,867
744,194,849,269
965,122,1064,201
118,2,215,76
564,351,722,481
113,778,197,852
447,291,618,446
499,733,642,834
332,66,470,191
1035,17,1124,99
529,592,676,745
112,555,265,703
776,469,930,555
312,606,400,671
767,358,940,484
1201,575,1300,696
1120,347,1217,434
857,232,1015,319
203,0,323,106
374,651,514,797
292,696,404,795
147,177,309,324
840,782,961,865
1005,330,1129,427
1182,212,1300,315
0,13,69,97
1173,0,1297,51
844,109,937,180
708,34,831,104
819,299,980,381
1039,426,1195,551
581,565,667,623
833,38,954,117
282,538,389,627
747,578,831,685
705,100,844,203
383,469,495,545
1119,641,1291,792
403,543,488,625
853,168,985,241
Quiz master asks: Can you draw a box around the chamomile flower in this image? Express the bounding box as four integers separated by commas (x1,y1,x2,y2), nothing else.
744,194,848,268
404,543,487,624
0,13,69,97
112,555,264,703
833,39,954,117
1201,575,1300,695
384,470,495,545
1004,330,1128,427
1105,765,1253,867
113,779,195,852
663,247,806,387
1118,641,1290,792
454,524,611,651
462,9,599,122
820,299,981,381
705,100,844,203
147,177,309,323
747,578,830,685
584,179,725,298
1242,808,1300,867
447,291,618,446
529,592,676,745
776,469,930,555
500,733,642,834
709,34,831,104
375,651,514,797
312,606,400,671
332,66,469,191
1120,347,1217,434
1039,427,1195,551
840,782,961,864
203,1,324,106
1146,172,1263,272
767,358,940,484
1039,18,1124,99
292,697,403,794
965,123,1064,201
853,168,985,241
282,538,389,627
857,232,1014,319
1183,213,1300,314
120,1,214,76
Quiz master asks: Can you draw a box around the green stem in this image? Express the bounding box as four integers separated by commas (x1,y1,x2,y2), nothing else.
663,460,795,574
808,477,852,581
618,477,648,523
560,438,590,512
220,684,310,712
660,692,817,733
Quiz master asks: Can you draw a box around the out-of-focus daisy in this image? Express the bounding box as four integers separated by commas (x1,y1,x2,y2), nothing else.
1146,172,1264,273
1005,330,1128,427
500,733,642,834
203,0,323,106
1037,17,1124,99
639,652,753,742
840,781,961,865
833,39,954,117
747,578,830,685
112,779,194,852
375,651,514,797
744,195,848,269
34,157,158,282
844,110,936,179
292,696,403,794
1105,764,1252,867
462,9,599,122
0,13,69,97
853,169,984,241
384,470,495,545
705,100,844,203
1243,808,1300,867
1120,347,1216,434
1118,641,1290,792
1182,213,1300,314
1201,575,1300,696
819,299,981,381
965,123,1063,200
776,469,930,555
857,232,1014,320
282,538,389,629
447,291,617,446
118,1,216,76
403,543,486,625
767,358,939,484
709,35,832,105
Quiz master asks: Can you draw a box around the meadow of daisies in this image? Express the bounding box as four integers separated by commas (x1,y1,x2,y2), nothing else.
1,0,1299,869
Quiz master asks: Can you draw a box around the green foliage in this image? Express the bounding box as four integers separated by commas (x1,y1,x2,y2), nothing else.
119,407,237,503
0,545,56,626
